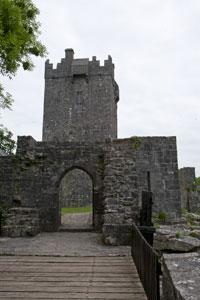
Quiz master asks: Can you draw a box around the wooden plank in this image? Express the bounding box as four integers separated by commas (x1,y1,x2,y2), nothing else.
0,255,132,261
0,261,134,267
0,281,142,287
0,267,136,273
0,292,88,299
88,294,147,299
0,272,139,278
0,276,141,282
0,286,144,293
0,292,147,299
0,255,147,300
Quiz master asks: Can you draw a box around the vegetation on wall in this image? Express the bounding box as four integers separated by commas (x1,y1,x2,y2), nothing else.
196,177,200,187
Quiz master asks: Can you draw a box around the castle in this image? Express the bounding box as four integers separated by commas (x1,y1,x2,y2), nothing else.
0,49,181,245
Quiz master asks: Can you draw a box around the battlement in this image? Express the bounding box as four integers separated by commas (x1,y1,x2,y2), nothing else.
45,48,115,79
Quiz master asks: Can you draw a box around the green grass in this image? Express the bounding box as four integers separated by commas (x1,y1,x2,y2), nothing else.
61,206,92,215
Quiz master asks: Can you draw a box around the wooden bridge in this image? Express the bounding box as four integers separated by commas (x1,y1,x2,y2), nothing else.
0,255,147,299
0,193,160,299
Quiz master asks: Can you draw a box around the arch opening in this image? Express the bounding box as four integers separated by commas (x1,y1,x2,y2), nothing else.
59,168,93,228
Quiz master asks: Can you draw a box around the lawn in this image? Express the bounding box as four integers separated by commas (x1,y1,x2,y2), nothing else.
61,206,92,215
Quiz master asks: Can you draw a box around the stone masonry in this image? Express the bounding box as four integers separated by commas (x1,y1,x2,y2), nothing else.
179,167,200,212
0,49,181,244
102,139,139,245
59,168,92,208
136,137,181,217
43,49,119,143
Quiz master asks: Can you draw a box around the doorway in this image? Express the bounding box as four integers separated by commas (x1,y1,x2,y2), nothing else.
59,168,93,229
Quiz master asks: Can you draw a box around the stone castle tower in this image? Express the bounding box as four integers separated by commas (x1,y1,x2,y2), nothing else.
43,49,119,142
0,48,181,245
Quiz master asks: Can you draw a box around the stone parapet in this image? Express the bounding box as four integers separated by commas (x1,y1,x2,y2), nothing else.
162,253,200,300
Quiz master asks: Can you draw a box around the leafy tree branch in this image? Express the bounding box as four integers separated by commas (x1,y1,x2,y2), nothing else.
0,0,47,154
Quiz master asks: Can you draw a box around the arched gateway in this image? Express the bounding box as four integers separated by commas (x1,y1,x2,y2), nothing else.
59,167,93,210
14,136,105,232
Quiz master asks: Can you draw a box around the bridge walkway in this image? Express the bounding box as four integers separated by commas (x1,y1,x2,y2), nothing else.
0,255,147,299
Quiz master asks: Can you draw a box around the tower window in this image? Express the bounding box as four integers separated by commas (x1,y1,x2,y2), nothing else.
76,91,84,111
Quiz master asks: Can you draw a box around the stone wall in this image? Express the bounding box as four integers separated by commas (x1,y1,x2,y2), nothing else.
0,135,181,242
0,156,14,208
136,137,181,217
162,253,200,300
179,167,200,212
2,207,40,237
43,49,119,143
0,136,104,232
59,168,93,208
189,188,200,212
102,138,139,245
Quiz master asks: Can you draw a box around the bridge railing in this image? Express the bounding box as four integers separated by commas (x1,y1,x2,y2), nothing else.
131,222,161,300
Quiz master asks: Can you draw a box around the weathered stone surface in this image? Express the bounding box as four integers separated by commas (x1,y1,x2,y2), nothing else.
0,232,131,256
179,167,200,212
154,224,200,252
189,188,200,212
102,139,139,246
59,169,92,208
162,253,200,300
168,237,200,252
43,49,119,143
179,167,195,210
136,137,181,217
2,207,40,237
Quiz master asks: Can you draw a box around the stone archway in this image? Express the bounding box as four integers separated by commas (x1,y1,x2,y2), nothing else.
59,167,93,228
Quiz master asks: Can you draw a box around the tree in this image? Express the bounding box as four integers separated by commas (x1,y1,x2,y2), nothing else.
196,177,200,187
0,125,15,154
0,0,47,154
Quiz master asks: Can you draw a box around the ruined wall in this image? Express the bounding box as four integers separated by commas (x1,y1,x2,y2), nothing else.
189,188,200,212
179,167,200,212
0,157,14,208
179,167,195,211
43,49,119,143
136,137,181,217
59,168,93,208
102,138,139,246
3,136,104,232
1,135,182,241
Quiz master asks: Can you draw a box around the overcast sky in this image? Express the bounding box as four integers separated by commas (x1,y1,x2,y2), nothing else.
1,0,200,175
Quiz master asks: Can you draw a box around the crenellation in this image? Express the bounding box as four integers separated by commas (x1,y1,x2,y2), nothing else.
17,136,37,153
45,51,115,80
